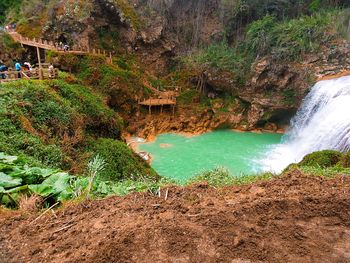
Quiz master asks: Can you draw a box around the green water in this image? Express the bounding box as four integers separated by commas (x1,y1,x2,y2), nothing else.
139,130,282,183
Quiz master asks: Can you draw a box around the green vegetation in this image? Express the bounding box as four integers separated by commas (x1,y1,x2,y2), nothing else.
285,150,350,177
192,150,350,188
282,88,297,105
188,8,349,84
0,152,74,207
187,43,244,72
77,55,139,88
95,26,120,51
87,138,158,181
47,54,143,95
298,165,350,178
245,12,333,60
0,75,161,209
0,32,24,64
338,151,350,168
222,0,349,42
0,152,162,208
298,150,343,168
47,54,149,115
2,145,350,209
0,0,21,24
0,79,121,171
114,0,142,31
177,89,199,105
189,167,274,187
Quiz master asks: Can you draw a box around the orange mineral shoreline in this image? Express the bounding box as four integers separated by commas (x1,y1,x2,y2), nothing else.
318,70,350,81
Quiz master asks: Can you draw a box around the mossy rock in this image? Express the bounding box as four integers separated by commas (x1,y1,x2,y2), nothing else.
88,138,159,182
298,150,343,168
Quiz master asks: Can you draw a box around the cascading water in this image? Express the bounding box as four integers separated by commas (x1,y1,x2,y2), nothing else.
261,75,350,173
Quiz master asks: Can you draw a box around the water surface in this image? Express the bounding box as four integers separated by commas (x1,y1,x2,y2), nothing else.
139,130,282,183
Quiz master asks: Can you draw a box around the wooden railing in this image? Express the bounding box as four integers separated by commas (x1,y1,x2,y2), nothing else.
0,68,59,83
7,31,113,62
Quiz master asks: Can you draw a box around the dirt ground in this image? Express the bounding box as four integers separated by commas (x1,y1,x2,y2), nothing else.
1,170,350,263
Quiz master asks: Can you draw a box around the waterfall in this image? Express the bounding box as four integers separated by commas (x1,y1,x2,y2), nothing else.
261,75,350,173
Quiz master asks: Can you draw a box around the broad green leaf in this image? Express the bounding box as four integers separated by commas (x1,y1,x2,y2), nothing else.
5,185,28,194
96,181,109,195
28,184,53,197
57,188,74,201
0,163,15,173
0,152,18,163
23,167,59,178
43,172,71,193
0,172,22,188
29,172,71,197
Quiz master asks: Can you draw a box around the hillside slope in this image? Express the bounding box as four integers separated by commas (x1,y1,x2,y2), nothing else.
1,171,350,263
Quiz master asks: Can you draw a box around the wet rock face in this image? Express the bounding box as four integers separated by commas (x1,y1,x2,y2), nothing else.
131,111,246,139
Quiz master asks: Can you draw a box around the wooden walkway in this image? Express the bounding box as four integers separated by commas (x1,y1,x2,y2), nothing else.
1,30,113,83
8,31,112,59
0,68,58,83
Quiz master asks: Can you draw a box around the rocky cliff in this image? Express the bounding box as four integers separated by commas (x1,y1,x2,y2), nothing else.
4,0,350,134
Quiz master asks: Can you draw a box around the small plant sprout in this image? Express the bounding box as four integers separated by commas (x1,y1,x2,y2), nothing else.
86,154,106,196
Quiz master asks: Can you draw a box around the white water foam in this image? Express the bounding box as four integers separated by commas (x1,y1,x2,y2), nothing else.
261,75,350,173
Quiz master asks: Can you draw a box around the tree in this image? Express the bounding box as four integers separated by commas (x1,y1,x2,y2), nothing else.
0,0,21,24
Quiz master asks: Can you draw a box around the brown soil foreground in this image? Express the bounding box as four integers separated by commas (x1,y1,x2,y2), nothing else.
1,171,350,263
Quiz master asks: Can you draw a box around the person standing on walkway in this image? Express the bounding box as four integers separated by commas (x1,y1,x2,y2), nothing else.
23,62,32,77
63,44,69,52
0,64,8,79
15,61,21,78
48,63,55,78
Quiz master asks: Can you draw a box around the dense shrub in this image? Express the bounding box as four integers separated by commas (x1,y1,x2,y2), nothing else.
246,12,333,60
49,79,123,137
177,89,199,105
298,150,343,168
88,138,158,181
338,151,350,168
223,0,350,42
188,43,244,72
188,9,347,77
0,79,122,170
0,0,21,24
0,117,64,167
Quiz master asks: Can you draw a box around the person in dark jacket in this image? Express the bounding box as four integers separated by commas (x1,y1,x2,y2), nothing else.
0,64,8,79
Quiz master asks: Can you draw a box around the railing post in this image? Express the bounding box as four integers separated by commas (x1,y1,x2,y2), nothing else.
36,47,43,80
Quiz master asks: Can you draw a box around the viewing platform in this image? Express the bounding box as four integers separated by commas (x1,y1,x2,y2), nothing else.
0,67,58,83
139,98,176,106
138,91,177,115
